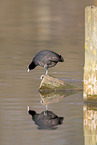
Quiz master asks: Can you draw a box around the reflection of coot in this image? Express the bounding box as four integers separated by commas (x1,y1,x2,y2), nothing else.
28,109,64,130
27,50,64,75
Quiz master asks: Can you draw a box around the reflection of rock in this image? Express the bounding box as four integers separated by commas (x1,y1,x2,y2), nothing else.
28,108,64,130
40,92,64,105
39,91,80,105
83,104,97,145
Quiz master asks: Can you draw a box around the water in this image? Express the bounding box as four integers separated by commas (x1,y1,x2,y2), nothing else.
0,0,93,145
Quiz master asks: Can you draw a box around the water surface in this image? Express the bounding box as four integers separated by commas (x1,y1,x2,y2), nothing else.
0,0,91,145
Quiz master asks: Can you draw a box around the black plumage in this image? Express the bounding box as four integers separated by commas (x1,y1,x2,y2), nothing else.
27,50,64,75
28,109,64,130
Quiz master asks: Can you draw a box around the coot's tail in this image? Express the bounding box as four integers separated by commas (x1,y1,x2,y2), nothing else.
59,55,64,62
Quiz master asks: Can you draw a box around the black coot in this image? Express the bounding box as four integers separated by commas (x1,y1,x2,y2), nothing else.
27,50,64,75
27,107,64,130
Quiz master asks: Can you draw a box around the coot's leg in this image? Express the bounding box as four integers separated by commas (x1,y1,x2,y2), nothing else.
46,105,48,111
40,67,48,79
46,68,48,75
44,106,48,115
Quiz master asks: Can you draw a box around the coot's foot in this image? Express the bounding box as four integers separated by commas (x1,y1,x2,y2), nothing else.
40,75,44,79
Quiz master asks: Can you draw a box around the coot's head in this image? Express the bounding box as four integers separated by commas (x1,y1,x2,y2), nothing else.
27,61,36,72
28,110,36,116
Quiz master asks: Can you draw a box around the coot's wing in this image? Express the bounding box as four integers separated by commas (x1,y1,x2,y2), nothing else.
49,53,63,62
33,50,63,68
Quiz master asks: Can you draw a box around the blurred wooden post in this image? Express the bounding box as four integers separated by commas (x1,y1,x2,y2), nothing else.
84,6,97,101
83,105,97,145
